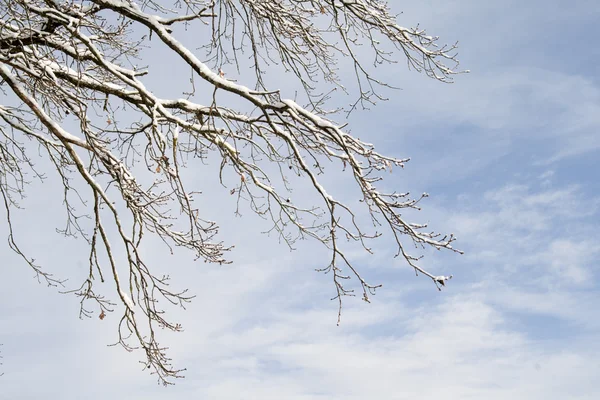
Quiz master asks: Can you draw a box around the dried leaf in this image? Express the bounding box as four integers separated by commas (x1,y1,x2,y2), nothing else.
240,174,246,183
155,165,161,173
320,5,326,14
99,310,106,320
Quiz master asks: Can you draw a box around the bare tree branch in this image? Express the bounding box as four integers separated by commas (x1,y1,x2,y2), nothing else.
0,0,465,385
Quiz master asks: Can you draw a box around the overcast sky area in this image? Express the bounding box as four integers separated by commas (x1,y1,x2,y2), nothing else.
1,0,599,399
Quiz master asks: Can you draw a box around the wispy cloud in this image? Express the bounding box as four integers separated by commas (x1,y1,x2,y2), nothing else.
2,0,599,398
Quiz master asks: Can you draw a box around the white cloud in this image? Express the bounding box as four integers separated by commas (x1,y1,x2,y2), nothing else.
542,239,599,285
155,294,600,400
2,1,600,399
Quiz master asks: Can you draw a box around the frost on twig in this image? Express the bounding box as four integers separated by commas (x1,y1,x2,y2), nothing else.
0,344,4,377
0,0,464,384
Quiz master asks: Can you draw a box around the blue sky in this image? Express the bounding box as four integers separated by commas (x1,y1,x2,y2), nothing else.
1,0,599,398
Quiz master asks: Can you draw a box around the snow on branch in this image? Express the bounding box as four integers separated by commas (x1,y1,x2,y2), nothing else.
0,0,464,384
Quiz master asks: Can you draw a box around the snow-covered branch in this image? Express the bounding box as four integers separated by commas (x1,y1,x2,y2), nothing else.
0,0,464,385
